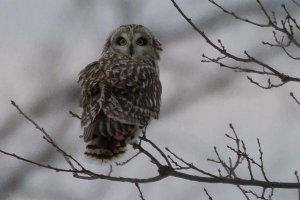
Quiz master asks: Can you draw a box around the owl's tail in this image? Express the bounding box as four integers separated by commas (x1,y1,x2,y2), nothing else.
83,115,140,160
85,136,126,160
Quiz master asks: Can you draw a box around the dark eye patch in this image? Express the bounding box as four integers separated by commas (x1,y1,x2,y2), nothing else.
136,37,147,46
115,37,127,46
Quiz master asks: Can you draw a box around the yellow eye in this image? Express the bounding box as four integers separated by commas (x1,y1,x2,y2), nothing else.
136,37,147,46
117,37,127,46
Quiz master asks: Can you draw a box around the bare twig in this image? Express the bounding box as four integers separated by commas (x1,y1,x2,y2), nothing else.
116,151,141,166
108,164,113,176
208,0,269,27
171,0,300,93
247,77,286,89
69,111,81,120
295,171,300,200
135,182,146,200
290,92,300,105
241,140,255,180
237,186,251,200
209,0,300,48
227,124,243,173
0,149,75,173
204,188,213,200
291,0,300,7
257,139,269,182
202,54,277,76
166,147,220,179
10,100,83,171
140,137,172,167
244,189,269,200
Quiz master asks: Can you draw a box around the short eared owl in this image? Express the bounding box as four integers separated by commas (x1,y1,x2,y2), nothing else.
78,24,162,160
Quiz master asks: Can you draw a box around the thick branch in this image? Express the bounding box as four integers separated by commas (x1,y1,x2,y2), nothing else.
2,146,300,188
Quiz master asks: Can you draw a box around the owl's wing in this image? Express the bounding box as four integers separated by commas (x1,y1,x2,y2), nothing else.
101,61,162,126
78,61,106,128
79,59,161,129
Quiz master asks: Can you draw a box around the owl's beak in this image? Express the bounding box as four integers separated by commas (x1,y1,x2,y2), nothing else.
129,44,134,56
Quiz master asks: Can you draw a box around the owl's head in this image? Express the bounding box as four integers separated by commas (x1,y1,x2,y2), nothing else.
103,24,162,60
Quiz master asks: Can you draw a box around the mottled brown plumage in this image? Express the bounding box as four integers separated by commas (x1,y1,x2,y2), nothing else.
78,24,162,160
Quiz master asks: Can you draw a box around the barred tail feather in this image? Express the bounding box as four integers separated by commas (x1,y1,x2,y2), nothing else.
83,112,141,160
84,136,127,160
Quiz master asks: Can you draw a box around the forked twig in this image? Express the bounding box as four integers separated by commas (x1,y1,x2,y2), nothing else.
10,100,83,171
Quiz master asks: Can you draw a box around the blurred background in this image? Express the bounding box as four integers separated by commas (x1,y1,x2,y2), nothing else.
1,0,300,199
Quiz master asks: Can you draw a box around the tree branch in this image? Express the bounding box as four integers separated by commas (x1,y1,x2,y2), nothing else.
171,0,300,91
1,101,300,190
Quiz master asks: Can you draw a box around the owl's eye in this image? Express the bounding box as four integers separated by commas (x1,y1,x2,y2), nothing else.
116,37,127,46
136,37,147,46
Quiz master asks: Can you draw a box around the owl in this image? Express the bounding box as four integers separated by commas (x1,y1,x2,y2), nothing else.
78,24,162,160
